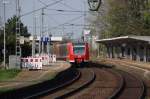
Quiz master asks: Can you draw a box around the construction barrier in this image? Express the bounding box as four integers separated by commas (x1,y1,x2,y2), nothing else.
52,55,56,62
21,57,42,70
21,54,57,70
41,54,57,65
41,55,50,65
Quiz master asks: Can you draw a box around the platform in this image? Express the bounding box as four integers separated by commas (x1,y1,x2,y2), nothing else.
0,61,70,91
96,58,150,70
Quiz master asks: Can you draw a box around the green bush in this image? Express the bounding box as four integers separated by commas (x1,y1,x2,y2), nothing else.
0,69,21,81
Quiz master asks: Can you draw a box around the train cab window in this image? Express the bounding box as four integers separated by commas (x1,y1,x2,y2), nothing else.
73,46,85,55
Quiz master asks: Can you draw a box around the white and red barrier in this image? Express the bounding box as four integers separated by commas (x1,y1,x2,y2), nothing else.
21,57,42,70
21,54,57,70
41,54,57,65
41,54,50,65
52,55,56,62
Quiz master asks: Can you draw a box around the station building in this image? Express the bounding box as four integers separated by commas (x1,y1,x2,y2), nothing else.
96,36,150,62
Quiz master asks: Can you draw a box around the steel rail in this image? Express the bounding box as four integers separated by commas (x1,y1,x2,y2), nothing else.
111,69,145,99
41,68,95,99
24,69,81,99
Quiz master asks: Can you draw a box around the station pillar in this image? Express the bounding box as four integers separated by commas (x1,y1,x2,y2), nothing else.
116,46,122,58
110,46,113,58
106,46,109,58
124,47,128,59
147,47,150,62
136,45,140,62
143,46,147,62
108,46,112,58
106,46,110,58
114,46,118,59
121,47,125,58
130,47,133,60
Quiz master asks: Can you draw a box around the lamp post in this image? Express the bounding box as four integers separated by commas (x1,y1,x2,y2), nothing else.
2,0,9,69
3,1,6,69
0,16,2,29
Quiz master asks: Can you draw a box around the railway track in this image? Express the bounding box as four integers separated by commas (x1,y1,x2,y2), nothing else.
60,67,145,99
112,70,145,99
101,59,148,98
0,68,80,99
67,68,122,99
92,62,145,99
0,63,145,99
41,68,95,99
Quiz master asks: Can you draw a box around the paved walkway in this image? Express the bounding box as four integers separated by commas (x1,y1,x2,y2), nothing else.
95,58,150,79
0,61,70,90
98,58,150,70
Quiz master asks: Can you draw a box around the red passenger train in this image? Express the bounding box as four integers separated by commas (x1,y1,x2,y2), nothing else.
66,42,89,65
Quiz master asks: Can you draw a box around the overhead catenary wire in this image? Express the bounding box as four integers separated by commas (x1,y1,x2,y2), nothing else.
59,1,78,10
51,0,78,11
63,24,94,27
37,0,46,6
20,0,92,39
21,0,68,17
37,0,84,28
45,8,90,13
36,0,90,13
45,14,60,25
37,0,60,25
43,15,84,33
46,13,85,15
35,0,86,34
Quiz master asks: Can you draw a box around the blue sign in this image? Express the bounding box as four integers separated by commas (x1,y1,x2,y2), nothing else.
41,37,49,45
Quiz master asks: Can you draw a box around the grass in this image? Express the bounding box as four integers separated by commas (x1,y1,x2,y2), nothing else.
0,69,62,94
0,69,21,81
0,88,15,93
0,70,58,94
0,72,58,94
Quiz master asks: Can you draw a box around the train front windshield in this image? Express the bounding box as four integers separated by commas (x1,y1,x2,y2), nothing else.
73,46,85,55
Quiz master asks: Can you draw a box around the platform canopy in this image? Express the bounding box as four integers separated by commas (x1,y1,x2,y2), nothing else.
96,35,150,62
96,36,150,45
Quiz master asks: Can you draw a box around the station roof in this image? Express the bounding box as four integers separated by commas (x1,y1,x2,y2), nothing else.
96,36,150,44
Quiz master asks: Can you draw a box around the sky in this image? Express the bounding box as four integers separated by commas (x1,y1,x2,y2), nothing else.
0,0,91,39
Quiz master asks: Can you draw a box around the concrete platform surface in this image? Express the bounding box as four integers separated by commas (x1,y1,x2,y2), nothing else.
98,58,150,70
0,61,71,90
